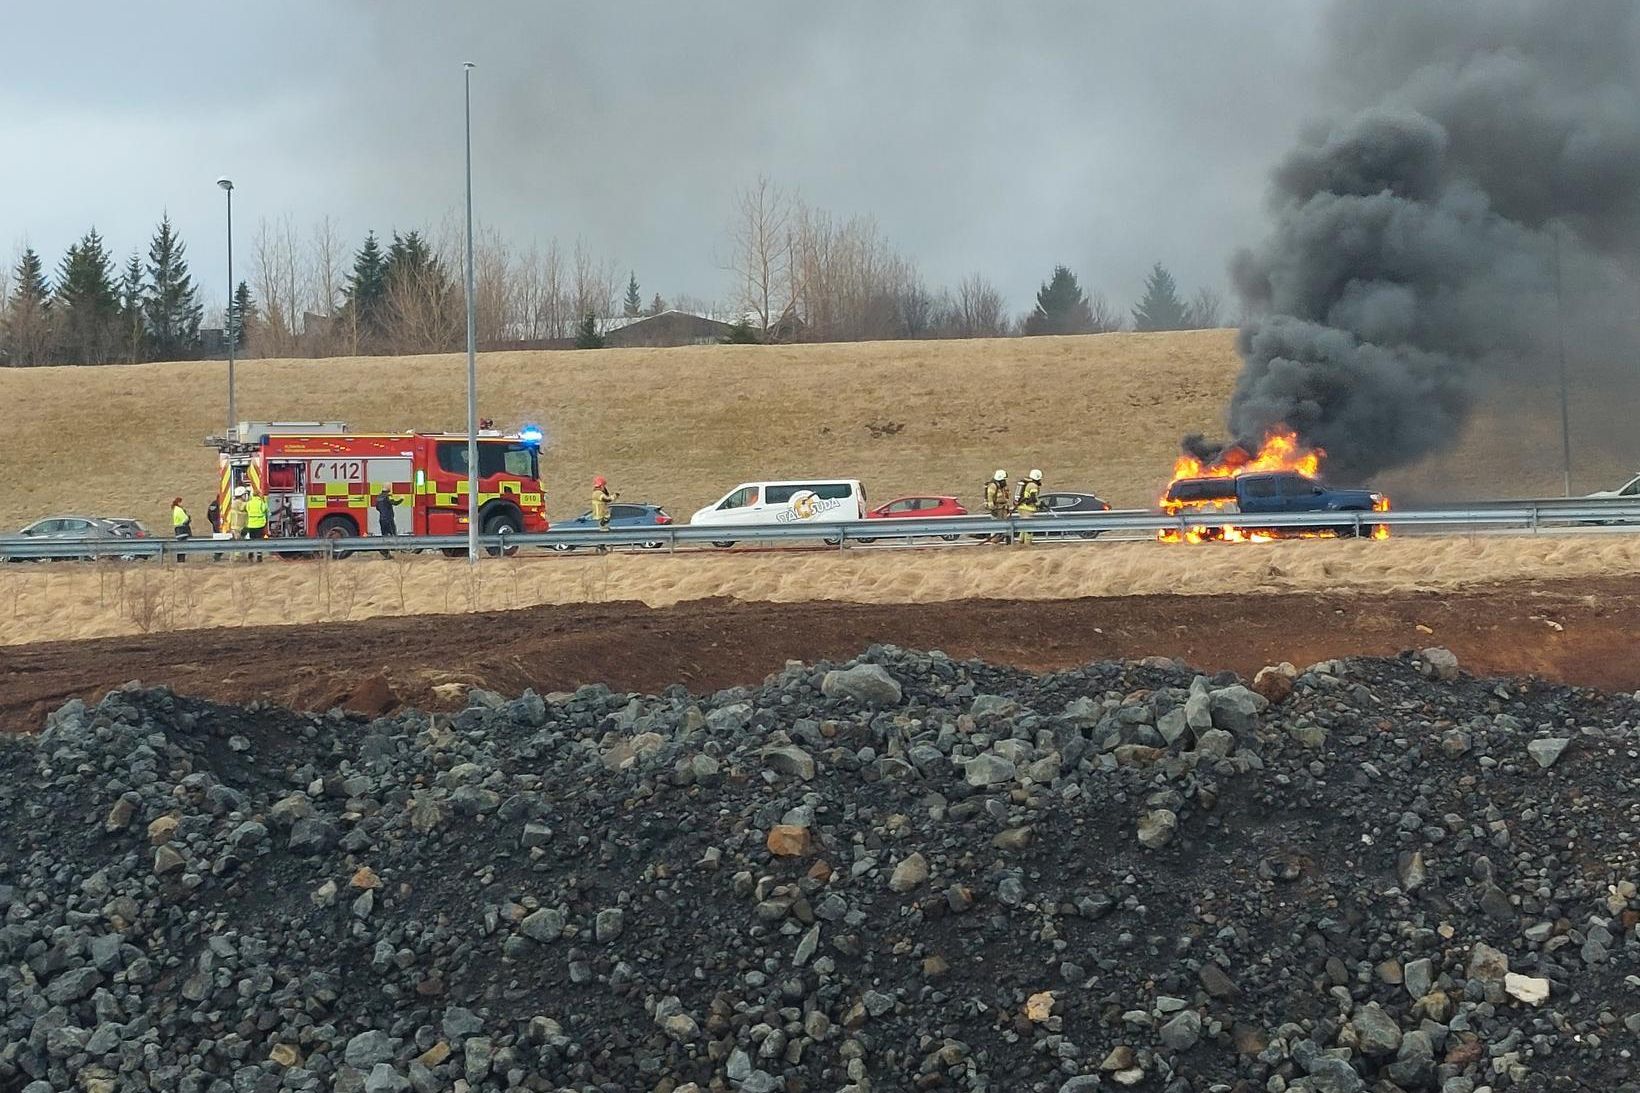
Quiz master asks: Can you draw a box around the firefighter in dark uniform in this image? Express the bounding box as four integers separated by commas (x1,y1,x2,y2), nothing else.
375,487,397,537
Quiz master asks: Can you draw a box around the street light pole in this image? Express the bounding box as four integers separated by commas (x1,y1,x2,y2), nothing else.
463,62,480,565
217,177,236,434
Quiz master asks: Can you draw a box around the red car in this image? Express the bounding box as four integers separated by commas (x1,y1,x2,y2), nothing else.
859,495,967,542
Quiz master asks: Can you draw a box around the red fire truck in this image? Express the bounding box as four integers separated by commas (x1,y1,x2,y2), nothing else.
212,421,548,543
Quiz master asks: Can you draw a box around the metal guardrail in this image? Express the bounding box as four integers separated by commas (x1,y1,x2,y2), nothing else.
3,500,1639,561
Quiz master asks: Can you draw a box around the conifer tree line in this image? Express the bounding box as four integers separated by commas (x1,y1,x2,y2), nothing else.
4,191,1230,365
1,216,213,366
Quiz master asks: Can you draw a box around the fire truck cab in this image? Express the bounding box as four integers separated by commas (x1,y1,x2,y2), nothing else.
211,422,548,542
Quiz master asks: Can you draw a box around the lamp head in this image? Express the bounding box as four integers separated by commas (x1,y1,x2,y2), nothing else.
216,177,233,191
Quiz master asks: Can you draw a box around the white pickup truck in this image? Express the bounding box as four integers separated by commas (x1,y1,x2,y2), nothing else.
1585,473,1640,499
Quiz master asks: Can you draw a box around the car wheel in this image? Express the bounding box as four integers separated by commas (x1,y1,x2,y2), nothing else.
823,536,842,546
939,533,959,542
1078,530,1102,540
712,541,736,549
642,540,664,550
856,537,878,545
549,542,574,553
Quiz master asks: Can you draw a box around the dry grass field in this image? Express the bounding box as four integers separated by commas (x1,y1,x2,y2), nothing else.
3,535,1637,647
2,330,1628,534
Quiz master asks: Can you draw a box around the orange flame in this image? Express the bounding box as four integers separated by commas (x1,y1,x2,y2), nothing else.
1159,428,1390,543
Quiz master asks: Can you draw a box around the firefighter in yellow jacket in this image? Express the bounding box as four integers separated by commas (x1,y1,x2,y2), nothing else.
591,475,617,552
244,489,269,562
1014,469,1043,545
984,469,1011,543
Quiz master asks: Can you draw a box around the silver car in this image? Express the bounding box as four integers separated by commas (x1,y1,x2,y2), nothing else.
9,516,139,561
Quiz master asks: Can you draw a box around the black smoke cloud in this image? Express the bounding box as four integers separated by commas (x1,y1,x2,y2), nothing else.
1222,0,1640,481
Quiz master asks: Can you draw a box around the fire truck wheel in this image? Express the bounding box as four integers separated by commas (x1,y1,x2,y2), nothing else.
481,510,522,557
317,515,359,558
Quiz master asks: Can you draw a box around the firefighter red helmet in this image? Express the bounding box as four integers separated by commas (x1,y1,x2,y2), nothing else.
593,475,607,488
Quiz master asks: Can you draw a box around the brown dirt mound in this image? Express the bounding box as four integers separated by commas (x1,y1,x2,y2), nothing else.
2,579,1633,734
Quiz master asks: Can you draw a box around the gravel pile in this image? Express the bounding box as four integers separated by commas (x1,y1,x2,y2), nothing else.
2,646,1639,1093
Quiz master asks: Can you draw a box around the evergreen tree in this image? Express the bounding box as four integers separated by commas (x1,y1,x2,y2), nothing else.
230,280,257,349
118,251,147,362
342,231,389,349
54,228,121,364
1,248,53,366
1022,265,1095,336
142,213,203,359
381,230,457,352
574,312,605,349
1131,262,1190,332
648,292,665,316
623,271,642,317
720,319,763,344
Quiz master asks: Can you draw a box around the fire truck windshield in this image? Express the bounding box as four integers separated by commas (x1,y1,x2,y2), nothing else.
437,440,540,479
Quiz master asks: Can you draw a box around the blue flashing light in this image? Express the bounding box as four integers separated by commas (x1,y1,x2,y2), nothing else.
519,423,544,446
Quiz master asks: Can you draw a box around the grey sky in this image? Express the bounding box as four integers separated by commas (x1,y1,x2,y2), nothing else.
0,1,1324,318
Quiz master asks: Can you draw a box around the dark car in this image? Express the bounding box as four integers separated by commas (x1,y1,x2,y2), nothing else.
549,502,673,551
1035,491,1114,539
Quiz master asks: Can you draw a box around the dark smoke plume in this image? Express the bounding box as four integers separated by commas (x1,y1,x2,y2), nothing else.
1220,0,1640,481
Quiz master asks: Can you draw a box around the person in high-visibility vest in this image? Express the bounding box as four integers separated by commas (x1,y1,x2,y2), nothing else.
244,489,269,562
1014,469,1043,545
171,497,192,563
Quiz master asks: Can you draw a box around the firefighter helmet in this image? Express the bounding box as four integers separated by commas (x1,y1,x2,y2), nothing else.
1029,469,1043,482
993,469,1007,482
593,475,607,489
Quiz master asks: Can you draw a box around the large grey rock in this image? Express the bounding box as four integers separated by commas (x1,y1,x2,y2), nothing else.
520,908,564,943
344,1030,395,1068
1418,646,1460,681
1158,1009,1201,1050
762,746,817,780
889,852,930,893
1207,685,1267,733
820,664,903,706
1346,1002,1401,1057
1526,737,1570,769
1137,809,1178,850
964,753,1017,787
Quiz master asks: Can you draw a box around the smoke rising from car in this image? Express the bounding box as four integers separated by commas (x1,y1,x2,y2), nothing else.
1219,0,1640,482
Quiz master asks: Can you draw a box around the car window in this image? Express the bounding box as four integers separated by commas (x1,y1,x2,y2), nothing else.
886,500,914,514
765,485,797,505
612,505,643,519
812,483,853,501
1623,476,1640,497
24,520,56,535
64,519,93,532
1242,478,1280,499
1168,479,1237,503
718,486,758,510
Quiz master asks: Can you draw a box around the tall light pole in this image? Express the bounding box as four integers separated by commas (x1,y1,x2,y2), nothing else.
462,62,480,564
217,177,236,434
1551,224,1572,497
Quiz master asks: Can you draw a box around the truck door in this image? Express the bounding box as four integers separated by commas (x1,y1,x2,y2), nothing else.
365,457,414,535
1239,476,1281,512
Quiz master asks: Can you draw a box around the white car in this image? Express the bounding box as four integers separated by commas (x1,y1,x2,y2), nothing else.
1585,473,1640,499
690,479,867,546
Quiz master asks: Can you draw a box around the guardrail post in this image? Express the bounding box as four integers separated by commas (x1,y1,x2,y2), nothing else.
1530,504,1540,535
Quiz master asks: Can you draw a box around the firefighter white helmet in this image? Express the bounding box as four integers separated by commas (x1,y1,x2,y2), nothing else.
1029,469,1043,482
993,469,1007,482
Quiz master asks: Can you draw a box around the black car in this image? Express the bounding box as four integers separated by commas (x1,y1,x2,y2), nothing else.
1035,491,1113,538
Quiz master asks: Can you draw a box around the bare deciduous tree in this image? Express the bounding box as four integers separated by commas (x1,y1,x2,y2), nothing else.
938,273,1010,338
249,216,302,357
1089,293,1124,333
1187,286,1225,329
727,176,797,337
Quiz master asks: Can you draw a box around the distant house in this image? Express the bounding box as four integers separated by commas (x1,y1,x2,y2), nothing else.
602,310,735,348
